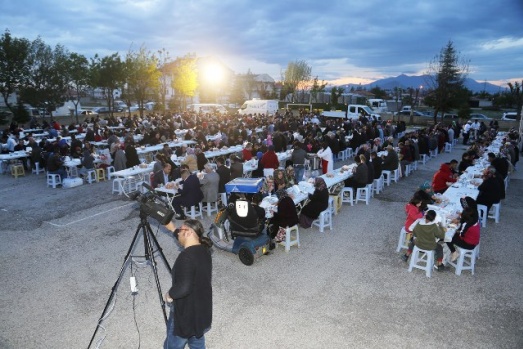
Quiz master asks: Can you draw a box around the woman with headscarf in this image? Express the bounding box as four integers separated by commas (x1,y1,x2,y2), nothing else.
447,196,480,262
181,147,198,172
273,169,287,191
269,188,299,246
285,166,296,187
299,177,329,228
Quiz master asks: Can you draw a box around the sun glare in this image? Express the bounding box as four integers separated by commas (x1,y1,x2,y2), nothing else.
203,62,224,84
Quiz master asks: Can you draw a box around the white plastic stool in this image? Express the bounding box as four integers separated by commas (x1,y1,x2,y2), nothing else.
312,207,333,233
418,154,429,165
408,246,435,278
278,225,300,252
373,175,384,196
337,151,345,162
382,170,392,186
444,142,452,153
106,166,115,179
86,170,97,184
404,163,413,177
47,173,62,188
112,178,125,194
341,187,354,206
488,203,501,223
396,227,410,252
67,166,79,178
202,201,219,217
356,184,372,205
392,169,400,183
477,204,488,228
430,148,438,158
219,192,228,206
32,162,44,175
184,202,204,219
448,245,478,275
344,148,353,159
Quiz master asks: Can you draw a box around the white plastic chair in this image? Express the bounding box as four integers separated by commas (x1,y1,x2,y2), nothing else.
408,246,435,277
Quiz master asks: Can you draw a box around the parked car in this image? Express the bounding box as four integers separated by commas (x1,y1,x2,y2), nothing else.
501,112,517,121
93,107,112,114
469,113,492,121
443,113,459,119
80,110,98,116
395,110,430,117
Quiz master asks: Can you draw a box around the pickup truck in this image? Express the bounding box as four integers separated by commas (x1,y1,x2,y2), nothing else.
322,104,381,121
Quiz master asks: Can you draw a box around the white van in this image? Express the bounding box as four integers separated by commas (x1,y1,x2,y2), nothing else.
187,103,227,114
238,99,278,116
368,99,388,113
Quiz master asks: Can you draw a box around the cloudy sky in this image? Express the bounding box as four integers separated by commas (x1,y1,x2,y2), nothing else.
2,0,522,87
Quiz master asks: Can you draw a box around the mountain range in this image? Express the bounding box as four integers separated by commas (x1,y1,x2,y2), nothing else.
335,74,506,94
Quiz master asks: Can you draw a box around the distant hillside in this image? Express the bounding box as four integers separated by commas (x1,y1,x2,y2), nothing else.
333,74,505,94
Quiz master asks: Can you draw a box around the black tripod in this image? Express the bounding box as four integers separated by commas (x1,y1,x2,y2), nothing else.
88,209,172,348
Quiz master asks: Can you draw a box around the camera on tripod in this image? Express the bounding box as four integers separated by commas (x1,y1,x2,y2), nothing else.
131,183,175,225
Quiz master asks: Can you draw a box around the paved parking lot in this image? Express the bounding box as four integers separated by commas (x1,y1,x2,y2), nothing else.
0,144,522,348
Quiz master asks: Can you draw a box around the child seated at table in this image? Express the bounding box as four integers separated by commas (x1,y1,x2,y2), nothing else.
447,197,480,262
402,209,446,272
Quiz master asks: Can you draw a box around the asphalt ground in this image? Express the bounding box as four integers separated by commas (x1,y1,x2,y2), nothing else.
0,141,522,349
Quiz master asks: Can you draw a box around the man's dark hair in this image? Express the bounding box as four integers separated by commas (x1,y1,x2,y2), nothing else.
425,209,436,222
449,159,458,165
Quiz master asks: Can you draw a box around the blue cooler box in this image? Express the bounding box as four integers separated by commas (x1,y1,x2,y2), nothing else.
225,178,264,194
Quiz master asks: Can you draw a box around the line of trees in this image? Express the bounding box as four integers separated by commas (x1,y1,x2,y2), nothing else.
0,30,204,125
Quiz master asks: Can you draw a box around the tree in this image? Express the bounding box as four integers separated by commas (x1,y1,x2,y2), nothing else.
242,69,257,100
19,38,70,122
424,41,470,121
369,86,387,99
282,60,312,102
330,86,344,106
157,48,171,112
64,52,90,123
170,54,198,111
309,76,327,103
507,81,523,119
90,53,125,116
123,46,161,118
0,30,31,121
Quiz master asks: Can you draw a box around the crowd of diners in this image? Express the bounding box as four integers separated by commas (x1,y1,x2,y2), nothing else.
2,109,521,251
399,124,519,272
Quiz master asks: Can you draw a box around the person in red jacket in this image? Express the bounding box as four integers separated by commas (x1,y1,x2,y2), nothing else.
432,160,458,193
447,196,480,261
260,145,279,170
242,142,253,161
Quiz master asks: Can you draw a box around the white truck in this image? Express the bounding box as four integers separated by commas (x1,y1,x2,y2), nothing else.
322,104,381,121
368,99,388,113
238,99,279,116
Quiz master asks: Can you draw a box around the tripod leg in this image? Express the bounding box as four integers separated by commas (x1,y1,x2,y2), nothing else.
88,223,145,349
146,223,173,271
143,222,169,324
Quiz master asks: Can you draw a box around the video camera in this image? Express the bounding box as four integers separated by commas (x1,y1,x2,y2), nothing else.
130,183,175,225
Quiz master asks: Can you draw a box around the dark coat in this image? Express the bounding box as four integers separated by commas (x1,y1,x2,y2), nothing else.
301,188,329,219
174,174,204,207
273,196,299,229
382,150,399,171
125,145,140,168
372,156,383,179
476,176,502,208
216,165,231,193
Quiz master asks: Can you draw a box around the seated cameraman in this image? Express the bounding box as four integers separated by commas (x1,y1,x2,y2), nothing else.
171,168,203,220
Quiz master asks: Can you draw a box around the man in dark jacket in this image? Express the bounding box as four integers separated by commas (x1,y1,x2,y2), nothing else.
382,145,399,171
172,169,204,219
476,166,503,212
370,151,383,179
216,157,231,194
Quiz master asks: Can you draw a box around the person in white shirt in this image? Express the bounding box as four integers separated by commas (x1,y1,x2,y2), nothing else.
317,141,334,174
